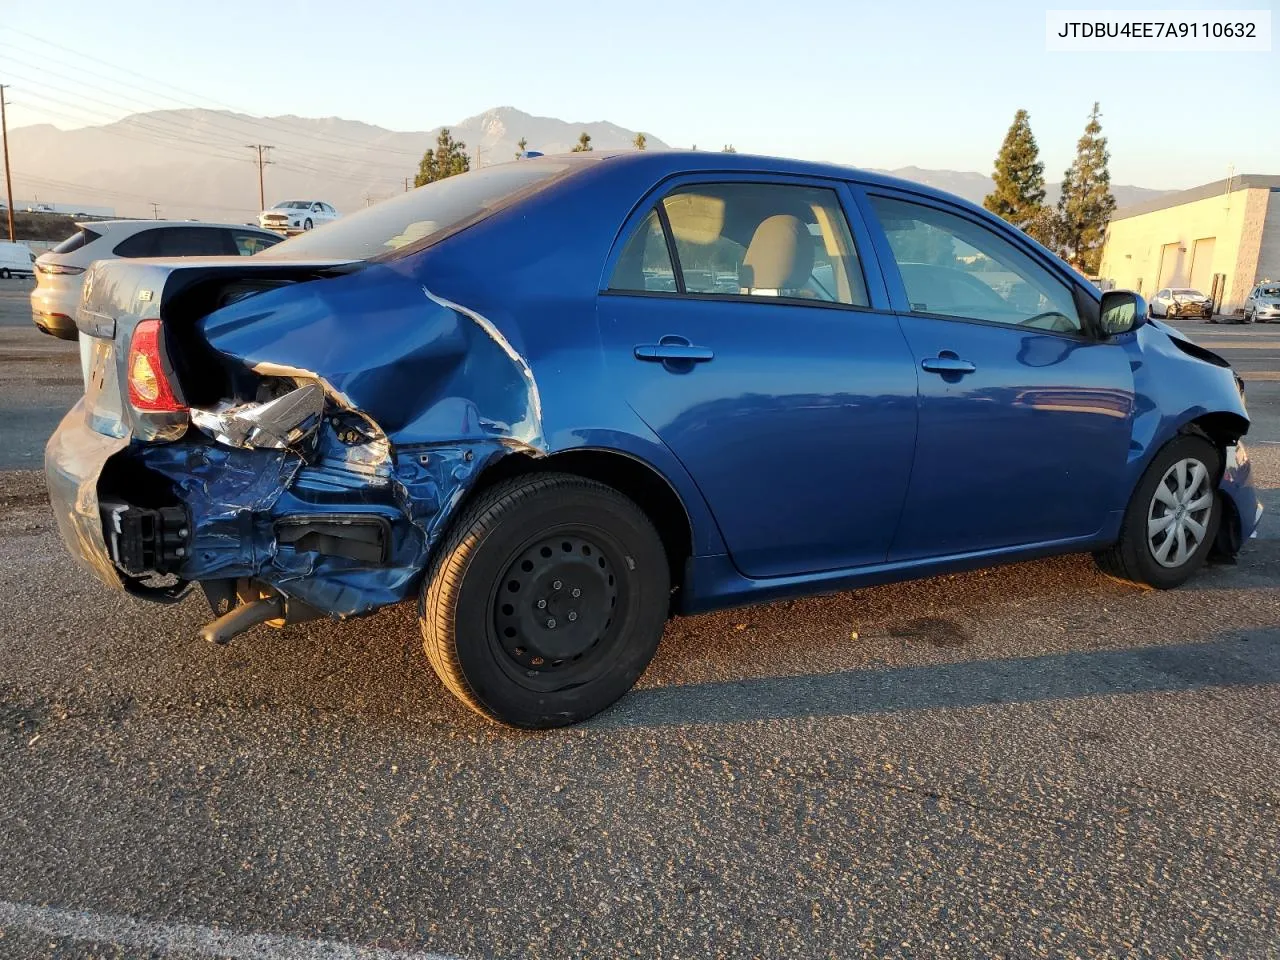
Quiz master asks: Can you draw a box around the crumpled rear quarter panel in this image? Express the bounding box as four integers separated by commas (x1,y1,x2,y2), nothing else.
130,262,550,616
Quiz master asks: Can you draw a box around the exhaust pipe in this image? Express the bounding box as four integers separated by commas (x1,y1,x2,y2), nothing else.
198,596,284,646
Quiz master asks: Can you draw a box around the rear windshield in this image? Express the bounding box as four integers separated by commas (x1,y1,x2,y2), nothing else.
259,159,583,262
50,228,103,254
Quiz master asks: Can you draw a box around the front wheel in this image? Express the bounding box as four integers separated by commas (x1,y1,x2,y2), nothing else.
303,218,313,230
421,473,670,728
0,268,10,280
1094,435,1221,589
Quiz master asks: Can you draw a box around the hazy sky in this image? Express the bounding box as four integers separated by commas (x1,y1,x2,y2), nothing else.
3,0,1277,188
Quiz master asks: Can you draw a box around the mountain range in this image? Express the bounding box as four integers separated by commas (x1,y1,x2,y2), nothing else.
8,106,1168,222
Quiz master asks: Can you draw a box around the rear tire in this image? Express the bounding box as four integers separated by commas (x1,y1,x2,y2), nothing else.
1094,435,1221,589
0,269,10,280
420,473,669,728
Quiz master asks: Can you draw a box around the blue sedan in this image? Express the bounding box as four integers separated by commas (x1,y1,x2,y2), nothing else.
45,151,1261,727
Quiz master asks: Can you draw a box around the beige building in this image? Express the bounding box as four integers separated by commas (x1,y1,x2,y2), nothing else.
1098,175,1280,314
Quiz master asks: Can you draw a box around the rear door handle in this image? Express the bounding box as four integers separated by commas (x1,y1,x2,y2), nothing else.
920,354,976,375
634,337,714,363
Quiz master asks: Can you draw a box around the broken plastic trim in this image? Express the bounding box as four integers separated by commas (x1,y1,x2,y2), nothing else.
190,382,325,450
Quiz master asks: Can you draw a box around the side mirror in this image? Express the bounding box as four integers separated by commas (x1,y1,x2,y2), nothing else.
1099,289,1147,336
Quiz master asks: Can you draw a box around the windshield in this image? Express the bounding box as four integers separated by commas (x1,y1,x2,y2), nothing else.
1260,286,1280,298
1173,289,1204,297
259,159,582,261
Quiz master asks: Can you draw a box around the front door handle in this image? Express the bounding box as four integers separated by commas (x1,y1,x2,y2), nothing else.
634,336,714,363
920,354,976,375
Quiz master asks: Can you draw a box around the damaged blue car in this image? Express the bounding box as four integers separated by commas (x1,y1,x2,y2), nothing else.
45,151,1261,727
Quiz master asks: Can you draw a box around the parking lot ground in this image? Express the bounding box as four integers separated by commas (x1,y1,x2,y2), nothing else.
1,282,1279,958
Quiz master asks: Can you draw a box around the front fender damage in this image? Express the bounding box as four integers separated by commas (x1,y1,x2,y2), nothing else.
112,278,544,620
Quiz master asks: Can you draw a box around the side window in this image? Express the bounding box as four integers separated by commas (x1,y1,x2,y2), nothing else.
869,195,1081,333
230,231,282,256
112,229,159,258
608,208,677,292
661,183,867,305
153,227,235,257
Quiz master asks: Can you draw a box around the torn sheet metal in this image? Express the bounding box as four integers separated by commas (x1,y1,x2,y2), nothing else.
82,269,549,617
198,266,545,450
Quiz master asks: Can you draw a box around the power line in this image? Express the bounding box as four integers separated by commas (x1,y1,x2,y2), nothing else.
0,31,428,159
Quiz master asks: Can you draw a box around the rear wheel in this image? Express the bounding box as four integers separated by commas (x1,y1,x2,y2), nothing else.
0,269,10,280
1094,435,1221,589
420,473,669,727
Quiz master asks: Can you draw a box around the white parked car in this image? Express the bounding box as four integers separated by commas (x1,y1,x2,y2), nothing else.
1244,282,1280,324
258,200,340,235
1148,287,1214,321
0,240,36,279
32,220,282,384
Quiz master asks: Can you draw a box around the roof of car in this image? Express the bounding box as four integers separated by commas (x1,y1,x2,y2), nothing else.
75,219,277,231
531,149,996,219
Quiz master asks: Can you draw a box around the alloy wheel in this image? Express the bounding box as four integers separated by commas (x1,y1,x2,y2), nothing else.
1147,457,1213,568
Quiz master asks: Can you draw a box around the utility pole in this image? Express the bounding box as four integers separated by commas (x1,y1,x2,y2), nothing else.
403,177,411,192
150,202,160,220
1,85,15,242
246,144,274,212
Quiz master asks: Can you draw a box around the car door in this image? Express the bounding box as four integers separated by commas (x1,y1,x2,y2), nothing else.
859,189,1135,561
597,176,918,578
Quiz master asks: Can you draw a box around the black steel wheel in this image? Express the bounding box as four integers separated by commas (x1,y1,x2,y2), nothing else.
421,473,669,727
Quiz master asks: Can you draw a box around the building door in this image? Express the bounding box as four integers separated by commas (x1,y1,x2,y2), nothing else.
1189,237,1216,292
1157,242,1185,290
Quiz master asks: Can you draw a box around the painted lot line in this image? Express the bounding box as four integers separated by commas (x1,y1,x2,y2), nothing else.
0,900,463,960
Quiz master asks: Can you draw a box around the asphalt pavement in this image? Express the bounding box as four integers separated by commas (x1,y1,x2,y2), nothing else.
1,280,1278,958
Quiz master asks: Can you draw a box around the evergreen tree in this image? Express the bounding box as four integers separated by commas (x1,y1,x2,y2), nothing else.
722,144,737,153
515,136,528,159
572,132,593,152
633,132,647,151
983,109,1047,231
414,128,470,186
1057,103,1116,273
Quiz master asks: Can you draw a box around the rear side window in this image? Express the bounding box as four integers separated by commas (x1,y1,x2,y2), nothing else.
610,182,868,306
231,231,282,255
51,228,102,254
608,209,676,292
115,227,235,258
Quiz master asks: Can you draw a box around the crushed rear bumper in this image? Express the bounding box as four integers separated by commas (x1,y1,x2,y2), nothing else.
44,401,129,591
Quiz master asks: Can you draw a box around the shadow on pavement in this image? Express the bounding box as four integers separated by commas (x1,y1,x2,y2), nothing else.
594,630,1280,729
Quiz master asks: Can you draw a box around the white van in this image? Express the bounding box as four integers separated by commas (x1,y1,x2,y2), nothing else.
0,240,36,279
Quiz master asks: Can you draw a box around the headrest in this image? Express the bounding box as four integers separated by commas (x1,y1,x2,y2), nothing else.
740,215,813,292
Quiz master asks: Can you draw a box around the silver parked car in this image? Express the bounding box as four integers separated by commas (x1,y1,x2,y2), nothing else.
1244,282,1280,323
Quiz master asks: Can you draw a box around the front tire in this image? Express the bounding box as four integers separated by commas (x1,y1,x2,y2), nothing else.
421,473,669,728
303,218,313,230
1094,435,1221,589
0,268,10,279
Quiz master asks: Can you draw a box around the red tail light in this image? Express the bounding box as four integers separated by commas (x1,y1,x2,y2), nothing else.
126,319,187,413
